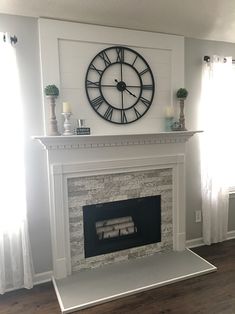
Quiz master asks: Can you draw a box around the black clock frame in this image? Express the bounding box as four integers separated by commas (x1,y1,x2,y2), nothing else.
85,46,155,124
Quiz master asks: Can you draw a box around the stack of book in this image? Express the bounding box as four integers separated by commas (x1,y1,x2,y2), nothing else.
75,127,90,135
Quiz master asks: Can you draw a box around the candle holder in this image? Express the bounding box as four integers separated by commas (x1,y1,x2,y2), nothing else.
47,95,60,136
173,88,188,131
178,98,187,131
62,112,73,136
165,117,174,131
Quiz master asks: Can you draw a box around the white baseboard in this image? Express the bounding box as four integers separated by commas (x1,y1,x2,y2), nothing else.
186,237,204,248
227,230,235,240
33,271,53,285
229,190,235,197
186,230,235,248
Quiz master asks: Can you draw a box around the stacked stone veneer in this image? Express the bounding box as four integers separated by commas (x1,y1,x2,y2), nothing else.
68,168,173,272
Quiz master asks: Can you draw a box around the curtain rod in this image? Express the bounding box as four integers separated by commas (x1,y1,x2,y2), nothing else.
204,55,235,63
2,34,17,45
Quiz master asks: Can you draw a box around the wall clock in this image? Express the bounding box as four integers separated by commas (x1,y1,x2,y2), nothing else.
85,46,155,124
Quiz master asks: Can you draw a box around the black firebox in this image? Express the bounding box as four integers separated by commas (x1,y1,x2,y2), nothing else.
83,195,161,258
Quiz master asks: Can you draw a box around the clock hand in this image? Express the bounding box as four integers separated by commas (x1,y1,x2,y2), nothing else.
125,88,137,98
120,62,123,82
114,79,137,98
121,91,124,110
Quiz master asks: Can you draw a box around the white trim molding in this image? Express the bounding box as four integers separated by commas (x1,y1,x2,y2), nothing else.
227,230,235,240
35,131,201,279
33,131,202,150
229,191,235,198
186,231,235,248
48,155,188,279
186,237,204,248
33,271,53,285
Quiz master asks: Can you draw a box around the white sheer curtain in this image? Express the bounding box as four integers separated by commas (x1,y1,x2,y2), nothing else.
0,33,33,293
199,55,234,245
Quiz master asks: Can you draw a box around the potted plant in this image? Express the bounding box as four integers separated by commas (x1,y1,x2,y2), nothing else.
44,84,60,136
44,84,59,97
176,88,188,100
172,88,188,131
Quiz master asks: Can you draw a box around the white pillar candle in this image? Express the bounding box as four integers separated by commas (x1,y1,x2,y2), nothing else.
165,106,174,118
63,102,71,113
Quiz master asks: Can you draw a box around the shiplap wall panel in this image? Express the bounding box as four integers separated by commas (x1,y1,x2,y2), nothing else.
38,18,184,135
58,40,172,133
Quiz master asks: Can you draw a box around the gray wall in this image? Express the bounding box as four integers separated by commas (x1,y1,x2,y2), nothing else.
185,37,235,239
0,14,52,273
228,196,235,232
1,14,234,274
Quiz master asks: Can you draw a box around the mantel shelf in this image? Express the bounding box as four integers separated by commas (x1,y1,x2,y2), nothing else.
33,130,203,150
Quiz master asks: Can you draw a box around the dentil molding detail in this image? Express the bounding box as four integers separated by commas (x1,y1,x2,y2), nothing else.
33,131,202,150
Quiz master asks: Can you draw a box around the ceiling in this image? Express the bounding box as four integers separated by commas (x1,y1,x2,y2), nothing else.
1,0,235,43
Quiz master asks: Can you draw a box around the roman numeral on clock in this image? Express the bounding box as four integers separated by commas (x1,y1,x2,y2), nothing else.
140,96,151,107
139,68,149,76
121,110,127,123
104,106,113,121
91,96,104,109
99,51,111,66
142,84,153,90
134,107,141,119
86,80,99,88
116,47,124,62
132,55,138,66
90,63,103,76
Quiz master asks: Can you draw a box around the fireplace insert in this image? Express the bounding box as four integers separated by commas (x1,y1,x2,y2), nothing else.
83,195,161,258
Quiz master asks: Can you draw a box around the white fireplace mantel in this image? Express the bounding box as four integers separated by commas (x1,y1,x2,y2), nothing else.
33,130,202,279
33,131,202,150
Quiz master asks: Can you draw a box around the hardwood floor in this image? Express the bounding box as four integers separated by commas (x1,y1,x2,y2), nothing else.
0,239,235,314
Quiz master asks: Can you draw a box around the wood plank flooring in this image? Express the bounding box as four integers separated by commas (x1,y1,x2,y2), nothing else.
0,239,235,314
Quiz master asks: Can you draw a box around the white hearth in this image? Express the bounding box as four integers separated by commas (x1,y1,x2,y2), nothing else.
34,131,202,279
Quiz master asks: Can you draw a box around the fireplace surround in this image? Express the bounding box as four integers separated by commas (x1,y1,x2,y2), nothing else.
68,168,171,272
34,131,201,279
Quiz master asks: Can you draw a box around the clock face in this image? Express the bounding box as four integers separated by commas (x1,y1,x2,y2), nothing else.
85,46,155,124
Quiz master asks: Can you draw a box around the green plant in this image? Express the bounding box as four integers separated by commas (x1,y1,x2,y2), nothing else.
44,84,59,97
176,88,188,99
